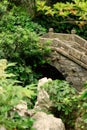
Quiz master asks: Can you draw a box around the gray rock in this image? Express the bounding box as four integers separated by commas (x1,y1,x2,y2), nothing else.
34,77,52,111
32,111,65,130
0,126,6,130
10,77,66,130
13,100,28,117
41,31,87,90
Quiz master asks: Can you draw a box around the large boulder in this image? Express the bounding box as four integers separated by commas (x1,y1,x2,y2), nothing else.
32,111,65,130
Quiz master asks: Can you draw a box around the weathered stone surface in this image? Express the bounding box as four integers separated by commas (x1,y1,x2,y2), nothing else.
41,31,87,90
81,55,87,64
69,48,81,60
84,41,87,49
74,35,86,46
6,77,65,130
34,77,52,111
14,100,28,117
50,53,87,90
32,112,65,130
0,126,6,130
32,78,66,130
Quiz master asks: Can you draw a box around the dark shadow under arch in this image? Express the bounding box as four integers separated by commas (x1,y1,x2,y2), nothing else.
35,63,65,80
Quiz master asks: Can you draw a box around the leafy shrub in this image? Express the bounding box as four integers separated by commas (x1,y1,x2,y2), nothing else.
0,3,46,35
0,0,8,16
0,26,51,85
42,79,78,129
42,79,87,129
35,0,87,39
77,82,87,129
0,59,36,130
0,1,50,86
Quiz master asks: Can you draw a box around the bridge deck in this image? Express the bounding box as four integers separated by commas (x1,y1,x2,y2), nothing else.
41,33,87,69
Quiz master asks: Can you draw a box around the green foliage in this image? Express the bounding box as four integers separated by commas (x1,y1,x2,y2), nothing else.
0,0,51,86
35,0,87,39
77,82,87,129
43,80,77,113
42,79,87,129
0,28,38,59
37,0,87,21
0,25,41,85
0,3,46,35
42,79,78,128
0,59,35,130
8,0,36,17
0,0,8,16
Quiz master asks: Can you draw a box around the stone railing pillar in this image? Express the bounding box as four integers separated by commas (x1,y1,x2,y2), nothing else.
71,29,76,41
48,28,54,38
71,29,76,34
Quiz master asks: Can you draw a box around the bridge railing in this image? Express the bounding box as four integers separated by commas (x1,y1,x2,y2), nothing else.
40,28,87,69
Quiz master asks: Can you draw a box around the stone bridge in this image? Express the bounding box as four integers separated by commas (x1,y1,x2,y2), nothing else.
40,29,87,90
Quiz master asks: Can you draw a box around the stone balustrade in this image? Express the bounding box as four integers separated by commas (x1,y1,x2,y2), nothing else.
40,29,87,90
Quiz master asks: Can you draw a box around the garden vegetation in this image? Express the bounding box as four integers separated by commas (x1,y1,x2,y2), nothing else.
0,0,87,130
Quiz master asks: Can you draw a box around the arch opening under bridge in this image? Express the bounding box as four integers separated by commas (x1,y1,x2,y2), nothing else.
35,63,65,80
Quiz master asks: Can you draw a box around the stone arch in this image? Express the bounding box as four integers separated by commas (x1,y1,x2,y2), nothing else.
49,52,87,91
40,30,87,90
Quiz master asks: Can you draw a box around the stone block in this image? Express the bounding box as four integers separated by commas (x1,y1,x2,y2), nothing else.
69,48,81,60
74,35,86,46
84,41,87,49
81,55,87,64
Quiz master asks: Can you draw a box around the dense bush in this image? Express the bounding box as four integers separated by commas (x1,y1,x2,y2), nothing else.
0,2,46,35
0,0,8,16
0,59,35,130
78,82,87,129
0,0,51,86
42,79,78,129
34,0,87,39
0,1,87,130
42,79,87,129
1,59,86,130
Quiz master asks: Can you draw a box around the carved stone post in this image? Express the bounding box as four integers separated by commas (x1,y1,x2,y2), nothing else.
71,29,76,41
48,28,54,38
71,29,76,34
